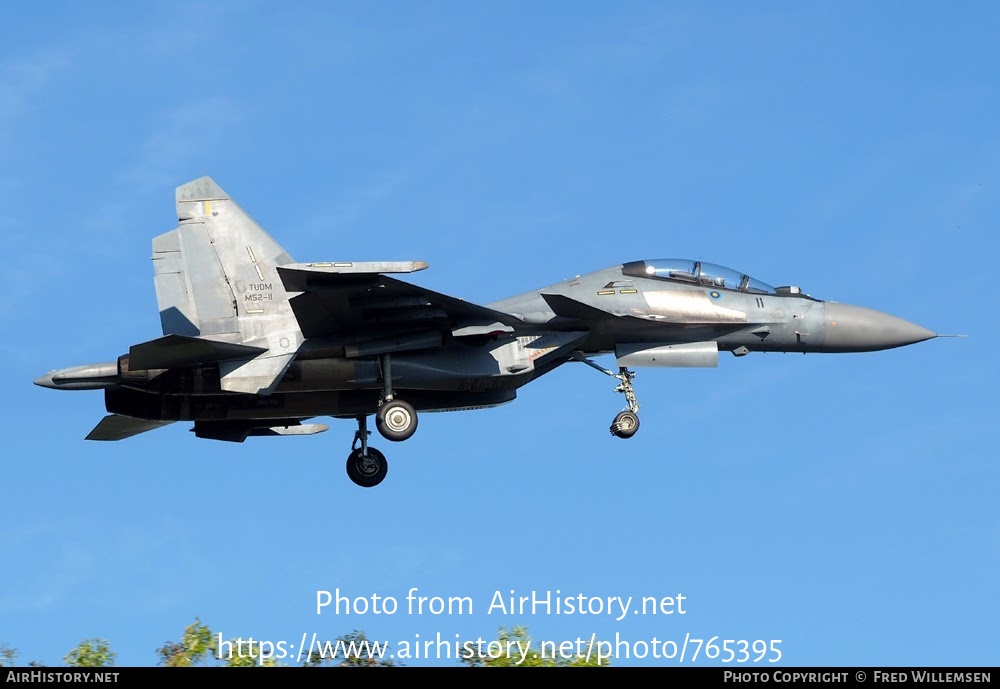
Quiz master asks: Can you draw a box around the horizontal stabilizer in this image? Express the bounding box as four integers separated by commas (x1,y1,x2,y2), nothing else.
86,414,174,441
129,334,267,370
540,293,621,322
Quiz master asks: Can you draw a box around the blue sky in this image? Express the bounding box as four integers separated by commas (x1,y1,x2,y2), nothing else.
2,2,997,667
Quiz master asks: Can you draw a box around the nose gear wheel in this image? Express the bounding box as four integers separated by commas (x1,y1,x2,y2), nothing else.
610,410,640,438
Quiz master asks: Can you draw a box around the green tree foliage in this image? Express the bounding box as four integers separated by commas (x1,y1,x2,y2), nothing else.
7,621,605,667
157,618,280,667
461,625,608,667
220,643,280,668
0,643,18,667
64,639,116,667
156,618,216,667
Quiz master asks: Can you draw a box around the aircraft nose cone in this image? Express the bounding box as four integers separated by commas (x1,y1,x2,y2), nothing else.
824,303,937,352
34,372,57,388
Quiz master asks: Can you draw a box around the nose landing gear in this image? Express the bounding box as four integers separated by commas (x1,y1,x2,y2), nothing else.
608,367,640,439
573,353,642,439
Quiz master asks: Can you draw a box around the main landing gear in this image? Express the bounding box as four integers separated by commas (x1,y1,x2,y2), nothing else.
347,416,386,488
573,353,641,439
345,354,418,487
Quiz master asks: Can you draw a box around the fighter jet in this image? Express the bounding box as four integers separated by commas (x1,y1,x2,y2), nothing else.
35,177,939,487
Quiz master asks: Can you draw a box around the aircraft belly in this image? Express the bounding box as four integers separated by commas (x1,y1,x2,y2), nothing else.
278,332,585,393
104,386,515,421
275,354,524,393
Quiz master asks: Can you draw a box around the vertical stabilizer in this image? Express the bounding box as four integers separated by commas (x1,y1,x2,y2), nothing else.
151,177,303,394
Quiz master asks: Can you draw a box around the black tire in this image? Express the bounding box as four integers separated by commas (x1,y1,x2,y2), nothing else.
610,411,640,439
346,448,388,488
376,399,418,442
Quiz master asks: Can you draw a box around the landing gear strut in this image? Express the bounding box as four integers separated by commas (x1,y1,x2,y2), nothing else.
375,354,418,442
609,368,640,438
573,353,641,439
347,415,387,488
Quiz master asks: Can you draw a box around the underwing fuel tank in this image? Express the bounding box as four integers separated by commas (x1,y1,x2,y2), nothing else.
615,342,719,368
34,362,119,390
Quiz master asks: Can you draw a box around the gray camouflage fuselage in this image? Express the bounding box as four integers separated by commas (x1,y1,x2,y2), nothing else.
35,177,938,481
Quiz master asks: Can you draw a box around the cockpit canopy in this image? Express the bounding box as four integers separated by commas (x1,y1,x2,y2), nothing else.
622,259,776,295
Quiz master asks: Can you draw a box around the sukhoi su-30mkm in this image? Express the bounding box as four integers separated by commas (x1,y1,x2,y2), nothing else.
36,177,939,487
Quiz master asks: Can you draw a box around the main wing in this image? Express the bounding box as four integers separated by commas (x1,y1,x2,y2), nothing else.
277,263,523,341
